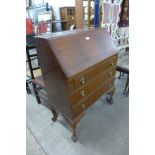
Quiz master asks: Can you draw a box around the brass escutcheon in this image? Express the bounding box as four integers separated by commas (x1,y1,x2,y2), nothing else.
80,77,85,84
80,90,85,97
111,62,114,66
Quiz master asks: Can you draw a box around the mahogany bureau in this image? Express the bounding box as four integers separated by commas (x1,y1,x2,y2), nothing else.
34,28,118,142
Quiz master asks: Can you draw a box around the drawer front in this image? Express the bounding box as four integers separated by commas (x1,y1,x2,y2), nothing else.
73,55,117,90
71,67,116,106
72,78,115,118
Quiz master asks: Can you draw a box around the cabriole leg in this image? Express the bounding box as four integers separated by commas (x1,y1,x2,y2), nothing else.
71,122,78,142
50,106,58,122
63,114,84,142
107,87,115,105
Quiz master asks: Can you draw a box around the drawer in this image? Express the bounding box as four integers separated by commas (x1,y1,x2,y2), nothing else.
73,55,117,90
71,67,116,106
72,78,115,118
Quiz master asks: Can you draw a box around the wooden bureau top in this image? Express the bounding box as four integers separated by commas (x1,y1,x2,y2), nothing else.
35,28,117,78
35,28,91,39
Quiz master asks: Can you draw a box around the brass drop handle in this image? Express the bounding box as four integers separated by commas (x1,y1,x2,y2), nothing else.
111,62,114,66
82,103,86,110
109,72,113,77
80,90,85,97
80,77,85,84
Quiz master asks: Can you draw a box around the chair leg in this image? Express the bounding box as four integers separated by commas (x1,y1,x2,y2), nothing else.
119,72,125,79
50,107,58,122
119,72,122,79
32,83,41,104
26,81,29,94
26,81,31,94
106,87,115,105
126,87,129,96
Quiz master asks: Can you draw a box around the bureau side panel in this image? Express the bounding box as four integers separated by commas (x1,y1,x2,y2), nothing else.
35,39,72,118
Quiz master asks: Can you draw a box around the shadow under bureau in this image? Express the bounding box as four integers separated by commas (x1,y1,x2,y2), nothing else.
34,28,118,142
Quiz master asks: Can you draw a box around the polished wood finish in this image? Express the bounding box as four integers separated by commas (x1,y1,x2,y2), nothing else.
71,69,116,106
73,55,117,90
48,29,117,77
72,78,116,118
35,28,118,142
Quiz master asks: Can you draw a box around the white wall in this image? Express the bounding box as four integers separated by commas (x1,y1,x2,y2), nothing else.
45,0,75,7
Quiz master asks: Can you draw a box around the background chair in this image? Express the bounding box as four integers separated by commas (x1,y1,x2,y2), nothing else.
116,65,129,96
26,44,48,104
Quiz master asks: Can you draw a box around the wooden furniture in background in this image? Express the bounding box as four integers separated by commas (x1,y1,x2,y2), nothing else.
60,7,76,30
34,28,118,142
